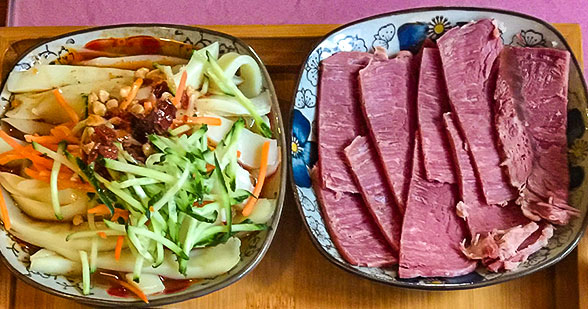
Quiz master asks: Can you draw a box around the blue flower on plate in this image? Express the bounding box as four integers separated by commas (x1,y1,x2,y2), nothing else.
397,22,428,54
292,110,317,187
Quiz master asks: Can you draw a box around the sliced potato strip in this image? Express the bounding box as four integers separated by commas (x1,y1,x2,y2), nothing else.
2,118,54,135
77,55,188,70
194,91,271,117
216,52,263,98
7,78,131,124
7,65,134,93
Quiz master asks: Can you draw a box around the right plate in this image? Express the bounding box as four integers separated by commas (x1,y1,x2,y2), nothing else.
288,6,588,290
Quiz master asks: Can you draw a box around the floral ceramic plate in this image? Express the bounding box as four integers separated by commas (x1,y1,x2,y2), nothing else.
289,7,588,289
0,25,286,306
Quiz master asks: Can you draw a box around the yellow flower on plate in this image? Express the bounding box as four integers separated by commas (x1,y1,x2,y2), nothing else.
569,139,588,165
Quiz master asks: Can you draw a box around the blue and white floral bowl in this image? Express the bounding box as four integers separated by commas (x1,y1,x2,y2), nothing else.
289,7,588,289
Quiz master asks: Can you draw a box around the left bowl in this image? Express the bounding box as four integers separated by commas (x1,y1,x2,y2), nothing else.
0,24,287,307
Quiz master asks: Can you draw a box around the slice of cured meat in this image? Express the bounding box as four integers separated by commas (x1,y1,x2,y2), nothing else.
359,47,417,210
344,135,403,254
417,47,455,184
444,113,552,271
311,167,397,267
444,113,529,238
437,19,516,205
317,51,372,194
494,46,578,225
398,133,476,278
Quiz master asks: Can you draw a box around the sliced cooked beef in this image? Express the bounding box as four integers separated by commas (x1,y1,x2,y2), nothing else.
417,47,455,184
317,51,372,194
398,133,476,278
444,112,551,270
311,167,397,267
131,98,177,143
486,224,554,271
358,47,417,210
494,46,578,225
437,19,516,205
444,113,529,237
344,136,403,254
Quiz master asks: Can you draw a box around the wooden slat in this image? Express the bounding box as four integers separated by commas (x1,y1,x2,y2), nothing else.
0,23,582,309
0,263,14,308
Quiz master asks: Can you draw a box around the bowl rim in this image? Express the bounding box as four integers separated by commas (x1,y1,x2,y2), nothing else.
288,5,588,291
0,23,287,307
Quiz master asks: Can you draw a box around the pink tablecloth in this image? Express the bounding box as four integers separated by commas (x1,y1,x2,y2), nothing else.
7,0,587,65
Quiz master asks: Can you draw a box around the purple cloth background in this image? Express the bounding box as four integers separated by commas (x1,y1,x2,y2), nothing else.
7,0,587,64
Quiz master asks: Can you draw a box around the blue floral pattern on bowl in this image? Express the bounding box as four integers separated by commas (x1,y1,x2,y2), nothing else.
291,110,317,188
289,7,588,290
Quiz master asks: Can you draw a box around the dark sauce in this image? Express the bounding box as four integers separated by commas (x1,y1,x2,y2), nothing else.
55,35,196,65
94,269,198,300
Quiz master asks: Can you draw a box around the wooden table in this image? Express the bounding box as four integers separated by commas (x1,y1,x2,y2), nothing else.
0,24,584,309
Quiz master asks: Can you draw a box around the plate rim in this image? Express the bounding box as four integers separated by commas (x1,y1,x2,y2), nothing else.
0,22,288,307
288,5,588,291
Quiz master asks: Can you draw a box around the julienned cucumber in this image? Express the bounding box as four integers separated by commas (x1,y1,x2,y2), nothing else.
75,158,115,213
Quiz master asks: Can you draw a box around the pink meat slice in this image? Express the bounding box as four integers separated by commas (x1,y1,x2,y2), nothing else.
358,47,417,210
311,167,397,267
398,133,476,278
444,112,552,271
417,47,455,184
344,135,403,254
317,51,372,194
437,18,516,205
486,224,554,271
494,46,578,225
443,113,529,238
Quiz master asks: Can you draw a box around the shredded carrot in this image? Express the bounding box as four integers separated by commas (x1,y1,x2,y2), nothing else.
173,70,188,108
52,89,79,124
193,200,214,207
120,78,144,110
111,208,130,223
149,206,154,213
0,131,24,150
25,168,95,192
183,116,222,126
143,101,153,114
205,164,215,173
0,189,11,231
87,204,110,215
50,125,72,139
114,236,124,260
97,231,107,239
242,141,270,217
0,132,53,169
237,150,241,158
118,279,149,303
0,153,21,165
24,135,78,145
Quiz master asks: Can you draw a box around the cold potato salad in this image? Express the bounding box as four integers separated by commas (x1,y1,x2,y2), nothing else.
0,39,280,302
